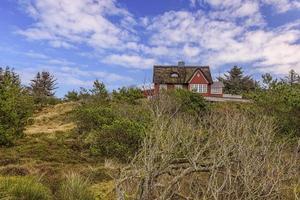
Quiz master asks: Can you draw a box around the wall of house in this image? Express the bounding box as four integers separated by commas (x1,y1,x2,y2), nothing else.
154,83,160,94
188,70,212,97
154,83,189,95
210,93,223,98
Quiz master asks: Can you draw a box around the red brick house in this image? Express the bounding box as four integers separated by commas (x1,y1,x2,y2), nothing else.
153,62,224,97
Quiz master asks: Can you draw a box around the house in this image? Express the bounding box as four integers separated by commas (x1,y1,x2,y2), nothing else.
153,61,224,97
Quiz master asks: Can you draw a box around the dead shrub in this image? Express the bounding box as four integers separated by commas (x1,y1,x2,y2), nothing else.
116,110,300,200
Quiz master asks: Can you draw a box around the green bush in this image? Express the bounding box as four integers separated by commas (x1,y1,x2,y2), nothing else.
74,86,149,161
0,176,52,200
112,87,144,104
248,84,300,136
58,173,94,200
0,67,34,146
171,89,208,114
64,90,80,102
75,106,115,134
90,119,145,161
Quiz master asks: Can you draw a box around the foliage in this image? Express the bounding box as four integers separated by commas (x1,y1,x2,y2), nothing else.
74,82,149,162
64,90,80,102
112,87,144,104
30,71,58,106
75,105,115,134
90,80,108,99
218,66,257,94
90,119,145,161
0,176,52,200
0,67,34,146
249,83,300,136
168,88,208,115
58,173,94,200
281,69,300,86
261,73,278,89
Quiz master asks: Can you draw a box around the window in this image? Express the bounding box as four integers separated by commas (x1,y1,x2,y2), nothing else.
189,84,207,93
174,84,183,89
170,73,179,78
159,84,167,91
211,87,222,94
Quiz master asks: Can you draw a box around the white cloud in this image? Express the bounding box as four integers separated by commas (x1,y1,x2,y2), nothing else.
103,54,156,69
17,0,300,76
261,0,300,13
192,0,300,13
18,0,138,50
145,9,300,74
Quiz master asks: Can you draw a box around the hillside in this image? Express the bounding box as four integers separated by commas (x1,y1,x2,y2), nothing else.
0,102,116,199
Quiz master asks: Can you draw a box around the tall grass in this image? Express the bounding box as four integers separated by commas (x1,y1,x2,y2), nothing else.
58,172,94,200
0,176,52,200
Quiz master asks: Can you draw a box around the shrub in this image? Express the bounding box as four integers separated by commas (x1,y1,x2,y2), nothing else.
117,110,299,199
64,90,80,102
58,172,94,200
74,86,149,161
248,84,300,136
90,119,145,161
152,89,208,117
0,67,34,146
112,87,144,104
0,176,52,200
170,89,208,114
75,105,115,134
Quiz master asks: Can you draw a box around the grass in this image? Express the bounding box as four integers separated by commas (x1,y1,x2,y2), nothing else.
58,172,95,200
0,102,116,199
0,176,52,200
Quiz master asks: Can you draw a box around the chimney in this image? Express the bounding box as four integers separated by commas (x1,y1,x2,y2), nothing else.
178,61,185,67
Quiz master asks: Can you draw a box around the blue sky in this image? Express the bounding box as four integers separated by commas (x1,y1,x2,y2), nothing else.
0,0,299,97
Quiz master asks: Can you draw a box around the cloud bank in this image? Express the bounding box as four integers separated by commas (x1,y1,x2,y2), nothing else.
17,0,300,75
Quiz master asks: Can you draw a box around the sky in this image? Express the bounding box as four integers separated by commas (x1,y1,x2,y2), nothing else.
0,0,300,97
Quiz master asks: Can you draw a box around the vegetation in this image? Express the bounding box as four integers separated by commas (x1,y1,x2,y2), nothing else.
248,78,300,136
112,87,144,104
0,66,299,199
30,71,59,106
74,83,149,162
117,110,299,199
0,176,52,200
218,66,257,94
58,173,94,200
0,67,34,146
64,90,80,102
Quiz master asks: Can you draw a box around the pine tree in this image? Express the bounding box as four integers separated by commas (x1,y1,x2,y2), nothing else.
90,80,108,98
282,69,299,85
218,66,257,94
30,71,58,104
0,67,33,145
261,73,277,89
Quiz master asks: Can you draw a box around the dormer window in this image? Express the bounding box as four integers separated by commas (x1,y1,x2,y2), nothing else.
170,72,179,78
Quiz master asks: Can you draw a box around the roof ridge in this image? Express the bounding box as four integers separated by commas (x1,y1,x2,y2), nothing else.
153,65,210,68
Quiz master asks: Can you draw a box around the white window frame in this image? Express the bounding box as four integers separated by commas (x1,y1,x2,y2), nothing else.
189,84,207,93
211,87,222,94
170,73,179,78
174,84,183,89
159,84,167,91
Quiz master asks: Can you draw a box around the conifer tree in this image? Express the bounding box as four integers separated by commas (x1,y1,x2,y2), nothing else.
282,69,299,85
30,71,58,104
218,66,257,94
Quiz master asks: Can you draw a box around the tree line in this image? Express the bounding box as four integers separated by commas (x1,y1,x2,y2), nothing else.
218,66,300,94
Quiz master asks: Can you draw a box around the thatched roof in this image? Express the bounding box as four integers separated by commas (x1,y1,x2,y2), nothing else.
153,65,213,84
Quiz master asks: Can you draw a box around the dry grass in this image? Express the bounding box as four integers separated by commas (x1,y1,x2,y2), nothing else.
0,102,116,199
25,102,77,135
